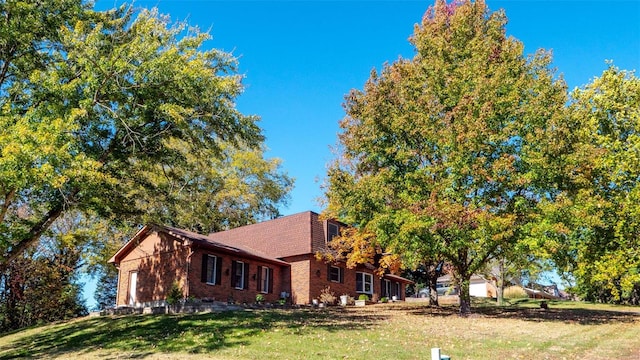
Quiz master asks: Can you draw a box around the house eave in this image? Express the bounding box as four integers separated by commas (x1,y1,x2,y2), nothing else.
107,224,157,265
189,239,290,268
383,273,414,284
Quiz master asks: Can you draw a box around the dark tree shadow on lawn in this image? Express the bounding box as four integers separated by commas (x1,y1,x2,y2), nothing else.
0,307,389,359
474,306,640,325
391,302,640,325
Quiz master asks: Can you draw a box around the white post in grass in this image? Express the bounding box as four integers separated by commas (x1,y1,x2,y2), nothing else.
431,348,441,360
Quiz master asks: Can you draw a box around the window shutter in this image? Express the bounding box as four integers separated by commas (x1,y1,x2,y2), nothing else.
201,254,208,283
339,267,344,283
268,268,274,294
215,257,222,285
257,266,263,291
243,263,250,290
231,261,237,287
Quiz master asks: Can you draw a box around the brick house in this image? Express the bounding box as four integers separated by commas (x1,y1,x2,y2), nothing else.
109,211,412,307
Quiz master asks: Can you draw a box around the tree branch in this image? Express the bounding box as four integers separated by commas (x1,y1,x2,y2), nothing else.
0,133,121,270
0,195,68,270
0,188,16,224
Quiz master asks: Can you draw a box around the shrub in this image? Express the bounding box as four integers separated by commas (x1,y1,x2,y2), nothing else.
166,282,183,305
185,296,200,305
255,294,265,303
358,294,369,301
319,286,337,304
380,297,388,303
347,296,356,305
504,286,528,299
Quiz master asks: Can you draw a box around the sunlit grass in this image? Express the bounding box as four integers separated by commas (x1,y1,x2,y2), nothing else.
0,300,638,359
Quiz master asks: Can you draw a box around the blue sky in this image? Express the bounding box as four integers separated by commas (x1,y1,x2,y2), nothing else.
94,0,639,216
86,0,639,308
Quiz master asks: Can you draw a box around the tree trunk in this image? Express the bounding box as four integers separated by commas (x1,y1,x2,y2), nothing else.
630,283,640,306
0,185,81,272
429,272,439,306
0,202,65,271
497,258,505,306
459,277,471,316
496,281,504,306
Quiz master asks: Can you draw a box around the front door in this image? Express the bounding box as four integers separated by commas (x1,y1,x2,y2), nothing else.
383,279,391,298
129,271,138,306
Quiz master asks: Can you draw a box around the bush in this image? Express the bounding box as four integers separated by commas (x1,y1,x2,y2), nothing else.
255,294,265,303
504,286,528,299
319,286,337,304
380,297,388,303
347,296,356,305
166,282,183,305
358,294,369,301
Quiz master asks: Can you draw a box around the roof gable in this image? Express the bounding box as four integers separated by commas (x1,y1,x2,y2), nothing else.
108,225,156,264
109,224,290,267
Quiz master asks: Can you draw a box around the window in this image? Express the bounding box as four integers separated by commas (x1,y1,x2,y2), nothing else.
258,266,272,293
327,223,339,243
356,272,373,294
261,267,270,293
201,254,222,285
206,255,217,284
232,260,249,290
329,265,343,283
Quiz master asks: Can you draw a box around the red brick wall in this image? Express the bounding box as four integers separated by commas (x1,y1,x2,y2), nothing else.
115,232,188,306
281,255,387,305
311,263,381,302
281,254,311,305
321,263,356,300
113,220,409,307
115,231,291,306
309,256,330,302
305,262,409,302
188,248,289,304
310,212,326,253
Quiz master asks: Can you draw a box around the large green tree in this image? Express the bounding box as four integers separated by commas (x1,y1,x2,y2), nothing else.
535,66,640,304
0,0,89,265
324,0,567,315
130,141,292,234
0,3,291,271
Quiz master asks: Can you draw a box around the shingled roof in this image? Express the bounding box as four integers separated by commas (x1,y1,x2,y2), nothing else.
108,224,289,267
208,211,318,258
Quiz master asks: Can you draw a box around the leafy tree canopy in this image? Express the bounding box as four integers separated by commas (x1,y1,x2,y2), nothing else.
0,1,292,271
324,0,567,315
535,66,640,304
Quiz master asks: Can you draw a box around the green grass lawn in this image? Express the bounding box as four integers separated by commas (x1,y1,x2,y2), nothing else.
0,300,638,359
